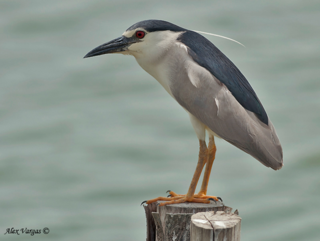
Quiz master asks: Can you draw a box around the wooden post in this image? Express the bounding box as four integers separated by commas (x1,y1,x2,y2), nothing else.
190,210,241,241
143,201,236,241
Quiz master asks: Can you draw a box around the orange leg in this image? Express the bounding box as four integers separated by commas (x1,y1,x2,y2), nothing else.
146,140,209,206
168,136,219,202
197,136,217,198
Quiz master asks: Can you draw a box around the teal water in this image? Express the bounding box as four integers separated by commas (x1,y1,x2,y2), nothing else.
1,1,319,240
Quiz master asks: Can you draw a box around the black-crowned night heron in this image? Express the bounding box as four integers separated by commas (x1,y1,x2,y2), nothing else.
84,20,283,206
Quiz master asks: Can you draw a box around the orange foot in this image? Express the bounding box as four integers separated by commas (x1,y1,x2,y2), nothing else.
168,190,222,202
142,191,222,206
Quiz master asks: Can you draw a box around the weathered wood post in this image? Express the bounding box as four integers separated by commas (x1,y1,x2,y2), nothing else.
143,201,240,241
190,210,241,241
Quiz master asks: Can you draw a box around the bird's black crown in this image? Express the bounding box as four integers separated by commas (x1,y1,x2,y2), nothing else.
126,19,186,33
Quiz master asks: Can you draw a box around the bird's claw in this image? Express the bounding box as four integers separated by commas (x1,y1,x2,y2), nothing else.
140,200,147,206
166,190,171,193
217,197,223,202
208,198,217,203
167,194,171,197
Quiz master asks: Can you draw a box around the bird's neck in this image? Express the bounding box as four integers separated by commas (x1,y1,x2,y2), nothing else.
134,55,174,98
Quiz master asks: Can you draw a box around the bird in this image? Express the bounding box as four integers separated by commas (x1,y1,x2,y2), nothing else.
84,19,283,206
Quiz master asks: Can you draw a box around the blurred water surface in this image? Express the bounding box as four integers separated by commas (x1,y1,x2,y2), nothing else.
1,0,319,240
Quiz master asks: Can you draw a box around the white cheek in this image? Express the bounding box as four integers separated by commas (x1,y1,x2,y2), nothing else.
128,42,143,54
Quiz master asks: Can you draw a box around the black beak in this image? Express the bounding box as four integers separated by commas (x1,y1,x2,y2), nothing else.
84,36,136,58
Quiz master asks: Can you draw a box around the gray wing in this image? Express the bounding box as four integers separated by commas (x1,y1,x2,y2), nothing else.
169,55,283,170
178,31,268,125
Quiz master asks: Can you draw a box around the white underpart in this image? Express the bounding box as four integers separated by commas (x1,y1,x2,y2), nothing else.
207,128,221,139
189,113,206,140
193,30,245,47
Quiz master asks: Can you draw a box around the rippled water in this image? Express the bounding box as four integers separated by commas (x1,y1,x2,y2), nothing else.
1,1,319,240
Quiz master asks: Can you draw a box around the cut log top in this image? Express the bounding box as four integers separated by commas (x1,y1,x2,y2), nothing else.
192,211,241,230
157,201,225,212
191,211,241,241
157,201,225,221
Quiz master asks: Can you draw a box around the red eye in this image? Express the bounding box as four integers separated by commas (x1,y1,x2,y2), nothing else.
136,31,145,39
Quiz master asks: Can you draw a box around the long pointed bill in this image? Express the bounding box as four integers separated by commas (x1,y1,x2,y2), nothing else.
84,36,137,58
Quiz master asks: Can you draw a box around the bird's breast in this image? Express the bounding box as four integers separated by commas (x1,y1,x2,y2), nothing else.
135,55,176,98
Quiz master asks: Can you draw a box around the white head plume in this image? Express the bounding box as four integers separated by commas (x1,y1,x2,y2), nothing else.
193,30,245,47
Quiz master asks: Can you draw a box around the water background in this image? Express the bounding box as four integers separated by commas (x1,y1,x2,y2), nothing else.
1,0,319,240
